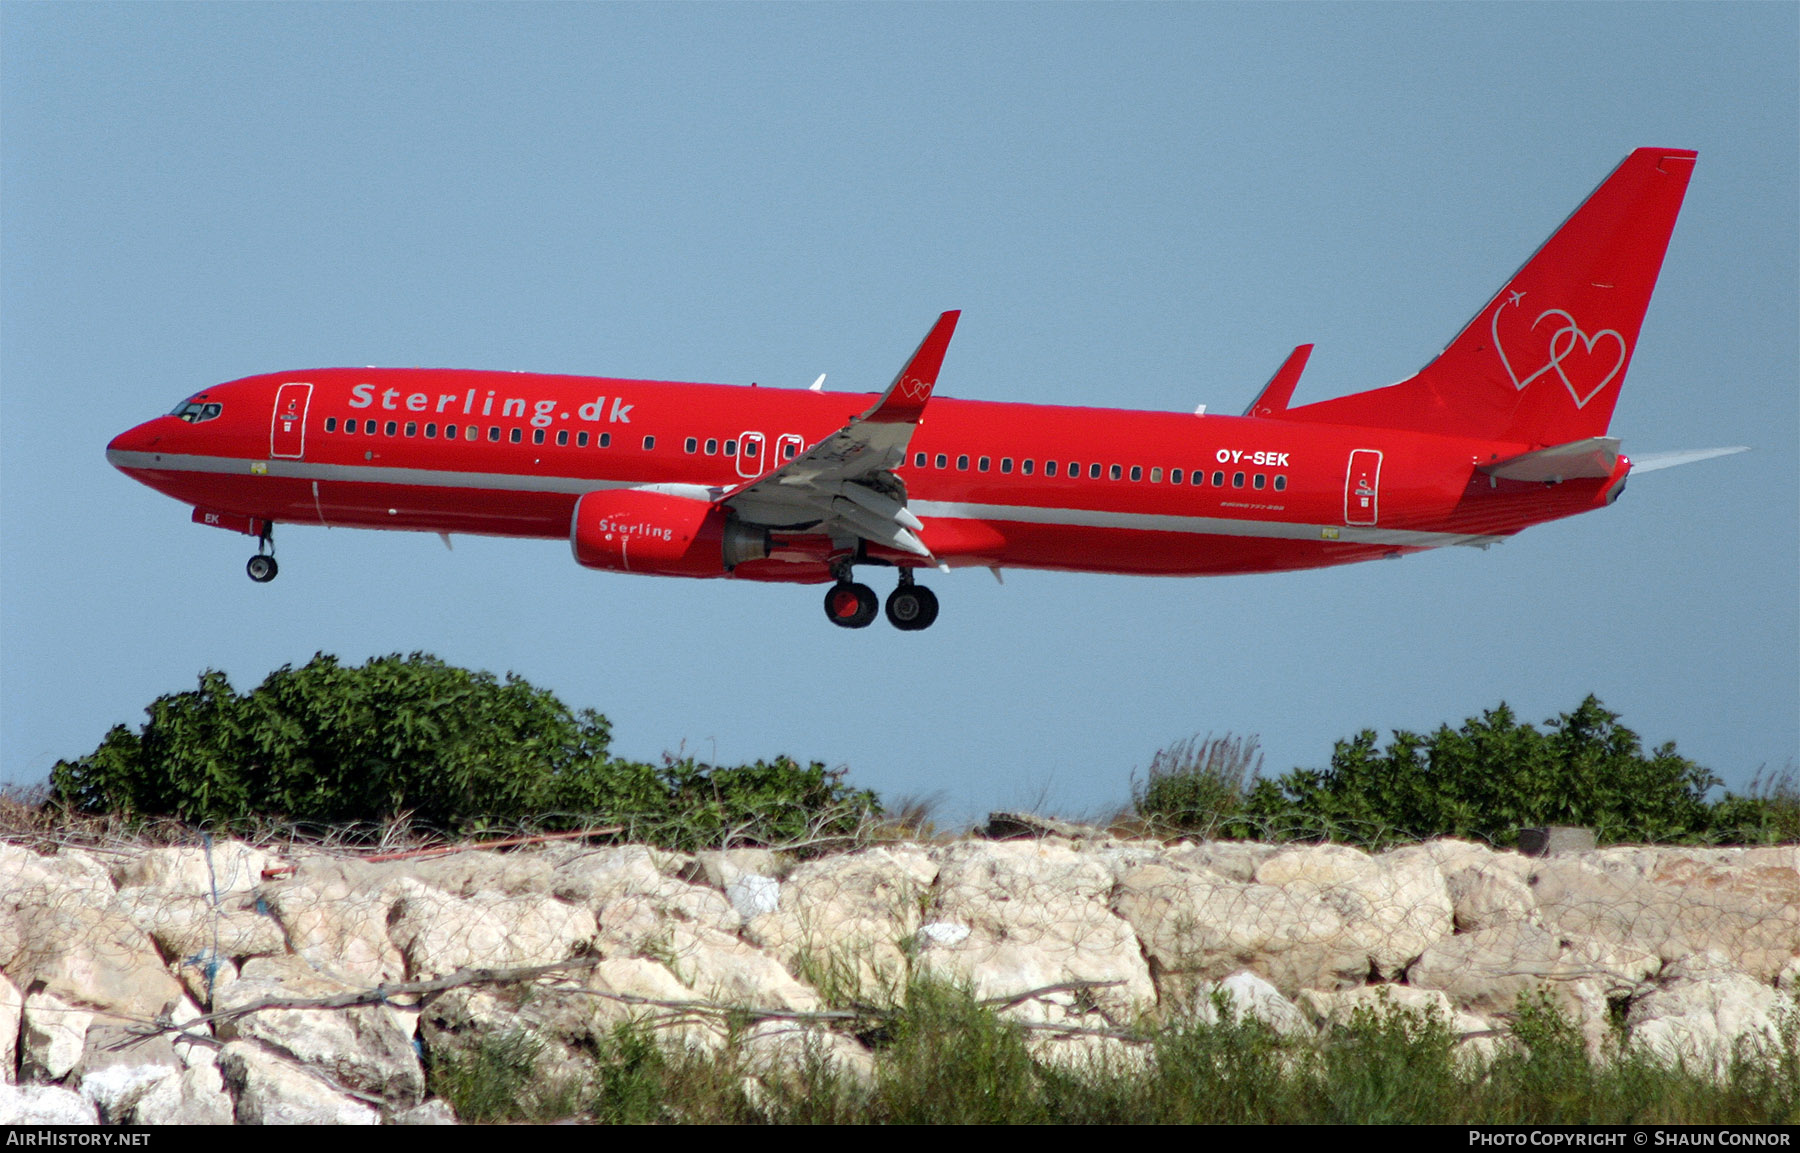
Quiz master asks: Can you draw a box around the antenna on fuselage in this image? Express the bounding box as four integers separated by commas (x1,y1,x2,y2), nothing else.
810,374,826,392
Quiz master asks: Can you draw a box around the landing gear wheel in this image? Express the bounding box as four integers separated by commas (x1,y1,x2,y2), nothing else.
246,554,279,583
823,582,878,629
885,583,939,631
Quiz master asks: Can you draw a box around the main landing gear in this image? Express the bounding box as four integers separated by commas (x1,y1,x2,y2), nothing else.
823,567,939,631
246,524,278,583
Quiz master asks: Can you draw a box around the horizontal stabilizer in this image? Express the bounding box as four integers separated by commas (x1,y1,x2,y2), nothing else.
1243,344,1312,418
1480,437,1620,482
1629,445,1750,473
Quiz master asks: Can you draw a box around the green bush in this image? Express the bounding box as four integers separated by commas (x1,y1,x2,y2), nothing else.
50,652,878,844
1238,696,1723,848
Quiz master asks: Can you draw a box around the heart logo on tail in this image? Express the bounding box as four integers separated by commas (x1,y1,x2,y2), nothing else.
1491,294,1628,409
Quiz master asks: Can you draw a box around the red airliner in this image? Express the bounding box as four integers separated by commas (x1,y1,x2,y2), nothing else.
109,148,1742,630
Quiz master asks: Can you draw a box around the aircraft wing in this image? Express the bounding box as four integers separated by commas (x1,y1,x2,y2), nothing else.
721,311,960,558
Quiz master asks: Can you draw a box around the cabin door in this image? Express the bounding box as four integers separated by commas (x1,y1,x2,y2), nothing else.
1344,449,1382,526
271,382,313,459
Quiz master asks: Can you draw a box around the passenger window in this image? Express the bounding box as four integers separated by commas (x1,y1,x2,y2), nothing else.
600,433,612,447
1000,458,1013,474
1254,474,1266,490
1274,475,1287,491
1109,464,1122,480
405,422,418,436
956,455,969,470
1022,460,1035,475
1212,471,1225,486
935,453,948,469
978,456,990,472
1174,469,1186,484
385,421,398,436
1090,463,1103,479
425,423,437,438
1150,468,1161,482
705,438,718,455
784,442,798,459
1130,466,1143,481
643,435,655,450
724,440,737,457
533,429,546,445
577,431,589,447
915,452,927,468
1046,461,1058,477
556,430,569,446
685,437,698,453
1233,472,1245,487
510,428,523,444
324,417,338,432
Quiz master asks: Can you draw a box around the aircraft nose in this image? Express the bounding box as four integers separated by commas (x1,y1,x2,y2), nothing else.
107,420,162,465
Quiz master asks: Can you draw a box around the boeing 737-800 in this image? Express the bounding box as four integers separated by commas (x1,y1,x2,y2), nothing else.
107,148,1742,630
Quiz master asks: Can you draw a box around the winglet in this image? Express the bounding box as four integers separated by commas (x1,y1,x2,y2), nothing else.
859,311,961,425
1243,344,1313,417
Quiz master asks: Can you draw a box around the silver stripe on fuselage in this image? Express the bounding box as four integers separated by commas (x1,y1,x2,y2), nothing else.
107,449,1501,549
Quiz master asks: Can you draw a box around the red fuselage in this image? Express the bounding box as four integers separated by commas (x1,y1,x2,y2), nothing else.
107,366,1623,582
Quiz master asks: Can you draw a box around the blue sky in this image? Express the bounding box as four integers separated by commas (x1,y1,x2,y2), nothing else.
4,3,1795,822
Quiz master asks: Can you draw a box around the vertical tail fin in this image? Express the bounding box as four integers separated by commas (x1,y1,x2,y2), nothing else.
1285,148,1696,446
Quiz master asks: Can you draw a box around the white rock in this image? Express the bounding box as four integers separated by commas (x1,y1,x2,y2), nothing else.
128,1064,235,1125
743,845,937,1004
115,887,288,961
727,874,781,920
0,971,21,1083
387,1097,459,1124
0,1081,99,1125
264,882,406,987
7,895,186,1022
1445,864,1537,932
1627,951,1788,1079
214,955,424,1105
917,921,970,947
220,1040,380,1125
110,842,270,897
408,850,555,898
21,990,93,1081
387,882,596,980
1190,970,1313,1037
919,840,1155,1024
1113,863,1365,1001
79,1062,176,1123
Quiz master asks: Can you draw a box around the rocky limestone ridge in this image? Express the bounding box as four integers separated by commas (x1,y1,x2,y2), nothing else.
1,833,1795,1124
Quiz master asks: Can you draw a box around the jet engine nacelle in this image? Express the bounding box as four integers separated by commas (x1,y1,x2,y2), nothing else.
571,489,769,577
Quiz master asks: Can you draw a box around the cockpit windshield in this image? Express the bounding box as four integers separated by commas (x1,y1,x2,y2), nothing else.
169,397,223,423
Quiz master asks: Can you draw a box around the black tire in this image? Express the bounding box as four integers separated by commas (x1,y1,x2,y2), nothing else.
823,582,878,629
246,555,279,583
886,584,939,631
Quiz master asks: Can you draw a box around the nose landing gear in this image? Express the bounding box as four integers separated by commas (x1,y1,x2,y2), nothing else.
246,525,278,583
